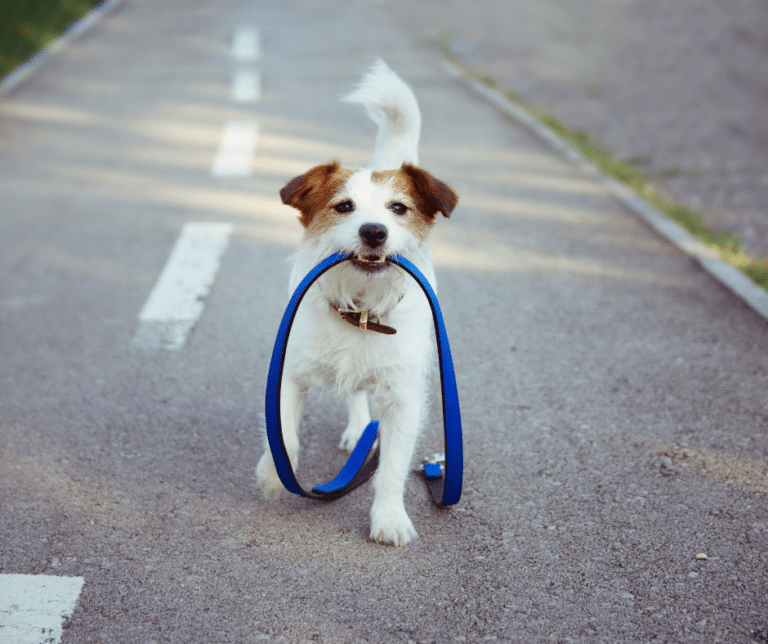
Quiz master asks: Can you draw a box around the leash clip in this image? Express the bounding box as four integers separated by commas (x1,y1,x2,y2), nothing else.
422,452,446,479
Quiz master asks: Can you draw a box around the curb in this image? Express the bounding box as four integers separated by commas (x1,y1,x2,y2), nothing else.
441,60,768,323
0,0,122,96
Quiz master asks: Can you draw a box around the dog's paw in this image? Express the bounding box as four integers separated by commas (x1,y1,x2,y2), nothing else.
338,423,366,453
370,504,418,547
256,453,285,500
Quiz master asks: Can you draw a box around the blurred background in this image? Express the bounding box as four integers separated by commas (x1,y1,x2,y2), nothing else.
1,0,102,77
3,0,767,276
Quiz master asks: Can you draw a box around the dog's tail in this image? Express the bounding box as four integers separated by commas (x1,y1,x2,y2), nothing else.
342,60,421,171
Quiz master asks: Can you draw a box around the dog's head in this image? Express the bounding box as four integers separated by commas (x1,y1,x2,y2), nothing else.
280,162,456,316
281,162,456,271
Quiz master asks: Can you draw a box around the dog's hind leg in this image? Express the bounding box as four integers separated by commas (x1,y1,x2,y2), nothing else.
339,390,372,453
256,378,307,499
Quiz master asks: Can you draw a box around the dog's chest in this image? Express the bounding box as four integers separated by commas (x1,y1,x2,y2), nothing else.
285,308,399,390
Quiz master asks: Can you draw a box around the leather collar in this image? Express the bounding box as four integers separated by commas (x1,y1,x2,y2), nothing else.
329,302,397,335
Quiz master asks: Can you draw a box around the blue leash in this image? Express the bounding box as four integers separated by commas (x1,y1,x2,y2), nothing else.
264,253,462,506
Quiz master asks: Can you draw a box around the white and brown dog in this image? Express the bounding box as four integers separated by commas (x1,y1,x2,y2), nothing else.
256,61,457,546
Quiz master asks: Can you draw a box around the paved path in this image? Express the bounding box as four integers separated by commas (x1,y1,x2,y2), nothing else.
0,0,766,642
378,0,768,257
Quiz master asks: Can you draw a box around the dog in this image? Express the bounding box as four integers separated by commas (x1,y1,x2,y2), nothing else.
256,60,457,546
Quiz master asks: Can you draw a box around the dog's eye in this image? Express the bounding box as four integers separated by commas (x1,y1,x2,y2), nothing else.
334,200,354,214
390,202,408,216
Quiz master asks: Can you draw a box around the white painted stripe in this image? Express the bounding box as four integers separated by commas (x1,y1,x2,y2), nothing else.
211,121,258,177
231,69,261,103
0,574,84,644
132,223,233,350
232,26,260,61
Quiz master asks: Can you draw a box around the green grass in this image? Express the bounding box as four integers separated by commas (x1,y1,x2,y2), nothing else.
0,0,103,79
437,43,768,294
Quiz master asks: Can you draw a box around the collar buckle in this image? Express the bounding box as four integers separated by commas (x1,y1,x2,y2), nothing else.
331,304,397,335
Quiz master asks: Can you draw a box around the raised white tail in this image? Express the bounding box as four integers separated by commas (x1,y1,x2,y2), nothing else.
342,60,421,171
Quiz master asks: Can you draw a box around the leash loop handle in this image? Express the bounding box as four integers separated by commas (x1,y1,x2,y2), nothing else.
264,253,462,506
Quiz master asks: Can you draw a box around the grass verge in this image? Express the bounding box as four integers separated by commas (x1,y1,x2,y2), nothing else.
0,0,103,80
438,47,768,293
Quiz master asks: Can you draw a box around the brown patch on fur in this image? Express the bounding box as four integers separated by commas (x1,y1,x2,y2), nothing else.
305,207,347,239
280,161,352,228
372,166,458,242
400,165,458,219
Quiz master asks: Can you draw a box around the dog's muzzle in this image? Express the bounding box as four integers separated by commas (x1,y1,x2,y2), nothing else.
351,254,389,273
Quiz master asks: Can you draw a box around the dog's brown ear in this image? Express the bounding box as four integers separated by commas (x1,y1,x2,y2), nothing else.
401,164,458,219
280,161,349,227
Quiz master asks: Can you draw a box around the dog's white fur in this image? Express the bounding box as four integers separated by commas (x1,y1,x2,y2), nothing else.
341,59,421,171
256,61,457,546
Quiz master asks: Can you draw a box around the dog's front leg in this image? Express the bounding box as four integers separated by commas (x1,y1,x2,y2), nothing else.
256,377,306,499
369,387,423,546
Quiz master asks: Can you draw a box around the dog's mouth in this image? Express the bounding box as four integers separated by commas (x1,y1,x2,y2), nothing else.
351,254,389,273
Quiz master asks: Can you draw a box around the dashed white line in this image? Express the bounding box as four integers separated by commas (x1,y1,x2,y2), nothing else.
211,121,258,177
132,222,234,351
231,69,261,103
231,26,260,62
0,574,84,644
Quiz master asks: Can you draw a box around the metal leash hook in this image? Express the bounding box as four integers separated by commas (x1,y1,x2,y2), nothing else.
264,252,463,506
422,453,446,479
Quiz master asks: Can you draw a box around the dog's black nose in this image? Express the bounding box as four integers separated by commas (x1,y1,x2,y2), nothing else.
359,223,388,249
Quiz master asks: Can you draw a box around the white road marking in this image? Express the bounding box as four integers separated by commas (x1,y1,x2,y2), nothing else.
211,121,258,177
132,222,234,351
231,69,261,103
231,26,260,61
0,574,84,644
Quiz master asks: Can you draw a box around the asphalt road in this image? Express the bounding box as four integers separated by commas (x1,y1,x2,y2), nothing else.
385,0,768,258
1,0,767,642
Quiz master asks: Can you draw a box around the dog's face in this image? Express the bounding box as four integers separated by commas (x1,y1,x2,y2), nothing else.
281,162,457,273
